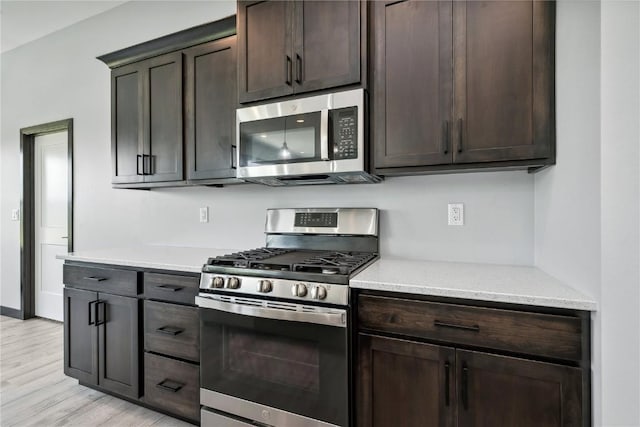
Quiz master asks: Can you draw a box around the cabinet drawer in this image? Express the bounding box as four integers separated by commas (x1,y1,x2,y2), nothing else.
63,264,139,297
144,272,199,305
144,353,199,422
358,295,583,361
144,300,199,362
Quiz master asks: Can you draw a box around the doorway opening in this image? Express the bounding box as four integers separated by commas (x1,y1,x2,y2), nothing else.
19,119,73,320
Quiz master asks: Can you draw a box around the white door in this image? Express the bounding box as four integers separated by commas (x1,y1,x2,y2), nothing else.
35,131,68,321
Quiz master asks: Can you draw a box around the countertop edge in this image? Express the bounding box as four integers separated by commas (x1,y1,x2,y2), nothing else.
349,280,598,311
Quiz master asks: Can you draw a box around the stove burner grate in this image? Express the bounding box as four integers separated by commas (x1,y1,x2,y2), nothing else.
293,252,377,275
206,248,293,268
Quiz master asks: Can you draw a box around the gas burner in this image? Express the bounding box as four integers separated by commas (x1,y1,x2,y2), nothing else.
206,248,293,268
293,251,377,275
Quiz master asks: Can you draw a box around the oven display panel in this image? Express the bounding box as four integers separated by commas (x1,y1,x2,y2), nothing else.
294,212,338,228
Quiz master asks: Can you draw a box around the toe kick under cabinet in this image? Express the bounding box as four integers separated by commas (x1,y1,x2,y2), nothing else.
63,262,201,424
355,291,591,427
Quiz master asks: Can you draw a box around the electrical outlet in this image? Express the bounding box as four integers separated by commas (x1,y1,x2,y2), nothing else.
199,207,209,223
448,203,464,226
11,209,20,221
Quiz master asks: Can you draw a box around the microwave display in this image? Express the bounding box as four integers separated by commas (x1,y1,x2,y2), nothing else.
330,107,358,160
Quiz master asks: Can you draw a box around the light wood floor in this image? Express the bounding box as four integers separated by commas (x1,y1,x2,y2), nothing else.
0,315,192,426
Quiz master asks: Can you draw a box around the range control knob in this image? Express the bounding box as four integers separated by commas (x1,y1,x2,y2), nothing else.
226,277,241,289
211,276,225,288
291,283,308,297
257,280,273,293
311,285,327,300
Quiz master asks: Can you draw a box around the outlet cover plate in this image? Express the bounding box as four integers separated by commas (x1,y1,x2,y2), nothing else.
199,207,209,223
448,203,464,226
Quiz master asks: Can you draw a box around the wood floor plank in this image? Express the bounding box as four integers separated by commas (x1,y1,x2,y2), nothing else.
0,315,192,426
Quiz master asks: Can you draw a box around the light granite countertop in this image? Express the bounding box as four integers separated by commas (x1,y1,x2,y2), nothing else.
57,246,238,273
58,248,597,311
350,258,597,311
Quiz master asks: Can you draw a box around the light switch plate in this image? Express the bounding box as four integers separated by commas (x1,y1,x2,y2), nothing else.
199,207,209,223
11,209,20,221
448,203,464,226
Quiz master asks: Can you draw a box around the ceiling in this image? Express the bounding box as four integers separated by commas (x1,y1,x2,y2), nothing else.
1,0,127,54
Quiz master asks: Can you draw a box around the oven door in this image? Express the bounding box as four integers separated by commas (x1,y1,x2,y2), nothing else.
196,295,349,427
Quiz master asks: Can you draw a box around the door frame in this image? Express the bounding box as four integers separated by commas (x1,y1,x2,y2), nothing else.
18,118,73,320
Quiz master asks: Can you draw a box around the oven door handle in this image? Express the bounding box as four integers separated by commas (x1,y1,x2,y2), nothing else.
320,108,330,161
195,296,347,328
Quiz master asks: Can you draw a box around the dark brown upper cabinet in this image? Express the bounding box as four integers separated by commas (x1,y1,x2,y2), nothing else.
371,1,453,169
185,36,238,181
371,0,555,175
111,52,183,184
238,0,362,104
99,17,238,189
112,62,144,184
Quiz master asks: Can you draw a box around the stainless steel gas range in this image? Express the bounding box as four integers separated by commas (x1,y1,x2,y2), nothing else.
195,208,379,427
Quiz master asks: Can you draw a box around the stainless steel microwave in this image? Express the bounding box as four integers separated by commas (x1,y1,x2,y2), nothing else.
236,88,380,186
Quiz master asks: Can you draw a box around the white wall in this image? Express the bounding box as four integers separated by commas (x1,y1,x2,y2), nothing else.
0,1,236,309
535,1,640,425
534,1,603,422
600,1,640,425
0,1,535,310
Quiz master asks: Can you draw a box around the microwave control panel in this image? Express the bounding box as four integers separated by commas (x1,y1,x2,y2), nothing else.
330,107,358,160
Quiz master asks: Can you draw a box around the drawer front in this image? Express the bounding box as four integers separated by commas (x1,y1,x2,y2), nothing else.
144,300,199,362
144,272,199,305
63,264,139,297
358,294,583,361
144,353,200,422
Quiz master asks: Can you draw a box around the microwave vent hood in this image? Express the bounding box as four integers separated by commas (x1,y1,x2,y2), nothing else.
244,172,382,187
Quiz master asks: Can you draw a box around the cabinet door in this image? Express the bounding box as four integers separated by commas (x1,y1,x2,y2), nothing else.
457,349,582,427
238,0,294,103
372,0,453,170
185,37,237,180
293,0,361,94
143,52,183,183
97,293,139,399
63,287,98,385
453,1,554,164
111,62,144,184
358,334,455,427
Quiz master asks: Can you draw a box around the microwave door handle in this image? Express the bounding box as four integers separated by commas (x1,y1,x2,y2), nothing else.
195,296,346,328
320,109,330,161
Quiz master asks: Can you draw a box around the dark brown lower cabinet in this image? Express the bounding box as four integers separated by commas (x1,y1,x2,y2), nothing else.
458,349,582,427
144,353,200,421
142,272,201,423
64,287,98,384
63,287,140,399
357,292,590,427
358,334,583,427
358,334,455,427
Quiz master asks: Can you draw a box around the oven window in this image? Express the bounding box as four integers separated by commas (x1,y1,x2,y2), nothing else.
239,112,321,166
200,306,349,426
226,327,320,393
